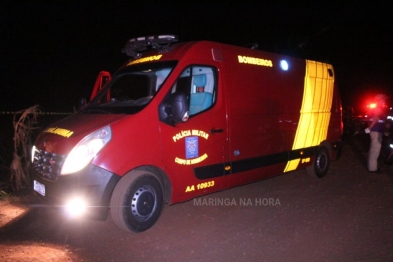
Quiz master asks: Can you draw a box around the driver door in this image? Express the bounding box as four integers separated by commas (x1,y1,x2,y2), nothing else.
159,65,229,201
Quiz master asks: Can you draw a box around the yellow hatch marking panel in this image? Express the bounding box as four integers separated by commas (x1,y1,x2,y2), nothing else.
45,127,74,138
284,60,334,172
238,55,273,67
127,55,162,65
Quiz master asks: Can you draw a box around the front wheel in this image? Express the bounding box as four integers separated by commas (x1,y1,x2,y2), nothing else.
306,146,330,178
110,170,164,233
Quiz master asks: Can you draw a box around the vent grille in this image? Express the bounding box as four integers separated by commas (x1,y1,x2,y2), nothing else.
32,150,66,181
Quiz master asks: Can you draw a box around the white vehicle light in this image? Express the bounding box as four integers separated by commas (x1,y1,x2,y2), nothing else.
65,197,87,218
390,144,393,149
61,125,111,175
280,60,289,71
31,145,37,163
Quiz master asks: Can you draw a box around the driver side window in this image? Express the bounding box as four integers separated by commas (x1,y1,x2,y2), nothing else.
172,66,217,116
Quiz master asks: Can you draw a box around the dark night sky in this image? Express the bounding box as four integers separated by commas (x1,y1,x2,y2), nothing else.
1,1,392,112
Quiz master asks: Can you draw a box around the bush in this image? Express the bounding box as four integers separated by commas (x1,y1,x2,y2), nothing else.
10,105,42,192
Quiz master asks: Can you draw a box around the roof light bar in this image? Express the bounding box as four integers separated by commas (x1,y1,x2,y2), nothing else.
122,35,178,58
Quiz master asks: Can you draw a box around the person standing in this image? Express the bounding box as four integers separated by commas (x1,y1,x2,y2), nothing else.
365,94,388,173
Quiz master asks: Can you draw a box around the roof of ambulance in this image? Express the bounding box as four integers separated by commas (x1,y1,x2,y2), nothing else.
122,39,309,66
124,40,275,62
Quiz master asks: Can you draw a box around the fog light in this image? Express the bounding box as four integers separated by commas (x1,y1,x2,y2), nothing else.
65,198,87,217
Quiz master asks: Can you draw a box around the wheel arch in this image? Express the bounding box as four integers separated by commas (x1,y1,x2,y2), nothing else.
319,138,343,161
306,141,331,178
132,165,172,204
319,140,333,158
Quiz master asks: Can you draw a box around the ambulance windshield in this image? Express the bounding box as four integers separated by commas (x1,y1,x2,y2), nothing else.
84,61,177,114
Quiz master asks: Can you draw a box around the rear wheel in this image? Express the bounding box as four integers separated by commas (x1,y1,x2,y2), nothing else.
110,170,164,233
306,146,330,178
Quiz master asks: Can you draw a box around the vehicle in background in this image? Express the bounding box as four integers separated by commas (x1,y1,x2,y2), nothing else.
343,98,393,164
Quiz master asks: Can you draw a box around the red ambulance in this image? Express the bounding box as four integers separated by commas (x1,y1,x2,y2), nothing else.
31,35,342,232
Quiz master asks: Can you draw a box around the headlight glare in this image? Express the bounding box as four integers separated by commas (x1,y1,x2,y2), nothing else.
31,145,37,163
65,197,87,218
61,125,111,175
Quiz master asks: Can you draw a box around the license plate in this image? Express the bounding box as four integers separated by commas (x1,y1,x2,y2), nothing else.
33,180,46,196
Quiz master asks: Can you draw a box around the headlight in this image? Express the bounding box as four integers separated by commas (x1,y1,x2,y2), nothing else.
31,145,37,163
61,125,112,175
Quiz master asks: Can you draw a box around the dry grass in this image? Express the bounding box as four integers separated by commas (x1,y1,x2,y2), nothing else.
10,105,42,192
0,181,10,201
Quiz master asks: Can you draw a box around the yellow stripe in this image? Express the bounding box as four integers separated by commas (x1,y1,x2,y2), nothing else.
284,60,334,172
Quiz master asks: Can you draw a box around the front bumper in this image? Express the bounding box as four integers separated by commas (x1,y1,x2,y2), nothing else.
31,164,120,220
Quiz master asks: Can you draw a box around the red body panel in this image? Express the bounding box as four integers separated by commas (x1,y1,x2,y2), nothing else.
34,114,127,155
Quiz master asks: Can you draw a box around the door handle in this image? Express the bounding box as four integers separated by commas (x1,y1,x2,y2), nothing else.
210,128,224,134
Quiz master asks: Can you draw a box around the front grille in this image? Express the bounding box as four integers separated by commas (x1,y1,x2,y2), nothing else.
32,149,66,181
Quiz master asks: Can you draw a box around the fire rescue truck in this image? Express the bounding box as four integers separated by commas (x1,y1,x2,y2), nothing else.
31,35,343,233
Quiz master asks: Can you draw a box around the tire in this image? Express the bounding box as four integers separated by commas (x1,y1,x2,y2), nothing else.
110,170,164,233
306,146,330,178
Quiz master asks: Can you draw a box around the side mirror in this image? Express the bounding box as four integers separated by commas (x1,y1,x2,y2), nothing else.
170,92,189,123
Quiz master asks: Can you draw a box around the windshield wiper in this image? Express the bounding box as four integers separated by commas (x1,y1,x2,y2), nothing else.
82,107,112,114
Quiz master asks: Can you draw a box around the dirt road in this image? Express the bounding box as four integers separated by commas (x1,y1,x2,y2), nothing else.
1,138,392,261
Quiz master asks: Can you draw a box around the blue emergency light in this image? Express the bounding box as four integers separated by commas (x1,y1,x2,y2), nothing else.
280,60,289,71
